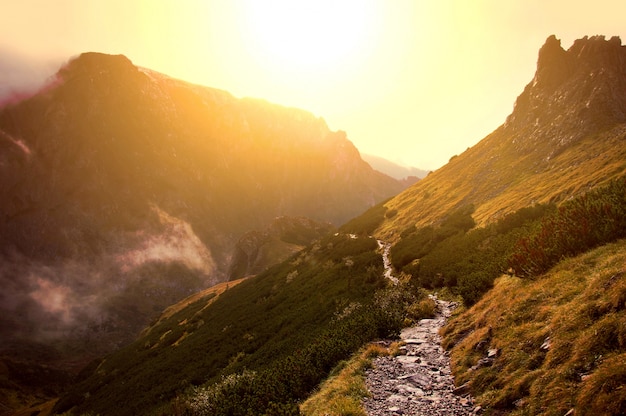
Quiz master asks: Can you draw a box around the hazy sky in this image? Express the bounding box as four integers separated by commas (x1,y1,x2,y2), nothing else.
1,0,625,170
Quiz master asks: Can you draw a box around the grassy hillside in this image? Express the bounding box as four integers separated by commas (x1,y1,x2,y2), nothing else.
441,239,626,415
367,177,626,306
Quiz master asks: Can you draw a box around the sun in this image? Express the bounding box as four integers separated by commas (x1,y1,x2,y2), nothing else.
240,0,377,75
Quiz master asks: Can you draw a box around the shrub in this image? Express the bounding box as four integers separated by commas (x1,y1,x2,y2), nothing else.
508,177,626,277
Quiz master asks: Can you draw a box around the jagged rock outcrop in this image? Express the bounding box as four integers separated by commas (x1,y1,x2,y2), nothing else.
506,35,626,155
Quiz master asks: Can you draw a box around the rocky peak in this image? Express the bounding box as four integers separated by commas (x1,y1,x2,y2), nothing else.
505,35,626,152
534,34,574,90
533,35,625,90
58,52,139,81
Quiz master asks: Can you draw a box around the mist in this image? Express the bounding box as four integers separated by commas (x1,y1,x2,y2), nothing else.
0,48,62,106
0,208,219,354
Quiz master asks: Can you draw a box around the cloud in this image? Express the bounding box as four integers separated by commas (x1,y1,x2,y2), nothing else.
29,277,73,323
116,207,216,275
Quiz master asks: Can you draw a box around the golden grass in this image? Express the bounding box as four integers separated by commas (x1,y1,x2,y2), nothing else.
375,124,626,241
300,342,397,416
441,239,626,415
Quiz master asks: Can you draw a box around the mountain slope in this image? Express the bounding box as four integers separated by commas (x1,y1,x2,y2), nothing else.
376,35,626,239
0,52,403,408
227,216,335,280
442,239,626,415
361,153,427,181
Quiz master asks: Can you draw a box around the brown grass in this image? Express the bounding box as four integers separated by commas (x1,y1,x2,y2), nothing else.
140,277,247,338
375,124,626,242
300,342,398,416
441,239,626,415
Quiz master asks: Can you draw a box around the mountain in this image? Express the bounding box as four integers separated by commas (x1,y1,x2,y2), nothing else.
51,35,626,415
0,52,404,410
375,35,626,238
361,153,427,182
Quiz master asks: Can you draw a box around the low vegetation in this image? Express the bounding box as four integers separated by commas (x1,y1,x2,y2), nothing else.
53,233,431,415
385,177,626,306
441,239,626,415
388,202,554,305
299,343,392,416
508,177,626,276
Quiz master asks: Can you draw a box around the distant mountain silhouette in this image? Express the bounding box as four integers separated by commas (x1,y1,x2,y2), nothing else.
0,52,403,377
361,153,428,182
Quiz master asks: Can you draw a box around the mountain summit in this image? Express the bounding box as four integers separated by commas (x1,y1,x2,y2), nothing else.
377,35,626,237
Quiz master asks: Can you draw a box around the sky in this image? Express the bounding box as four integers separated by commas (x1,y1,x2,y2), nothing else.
1,1,625,171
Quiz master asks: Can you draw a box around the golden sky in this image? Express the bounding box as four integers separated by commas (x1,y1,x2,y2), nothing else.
1,0,625,170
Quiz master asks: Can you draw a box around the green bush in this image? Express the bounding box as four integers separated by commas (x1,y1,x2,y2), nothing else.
508,177,626,277
390,203,553,305
180,293,405,415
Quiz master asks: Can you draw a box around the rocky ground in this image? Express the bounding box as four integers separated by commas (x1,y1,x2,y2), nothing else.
363,297,480,415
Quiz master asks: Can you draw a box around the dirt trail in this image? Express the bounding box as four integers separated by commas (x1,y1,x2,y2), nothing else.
363,297,478,415
377,240,398,285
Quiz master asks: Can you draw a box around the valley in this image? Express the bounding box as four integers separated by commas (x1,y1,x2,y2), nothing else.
1,34,626,415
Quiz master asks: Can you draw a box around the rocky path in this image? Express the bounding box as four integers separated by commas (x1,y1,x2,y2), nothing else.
363,297,478,415
377,240,399,285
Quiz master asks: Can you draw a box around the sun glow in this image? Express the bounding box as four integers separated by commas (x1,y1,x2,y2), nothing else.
239,0,377,75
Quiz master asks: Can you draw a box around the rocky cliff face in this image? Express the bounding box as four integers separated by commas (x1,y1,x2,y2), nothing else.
0,52,402,363
378,35,626,237
505,35,626,155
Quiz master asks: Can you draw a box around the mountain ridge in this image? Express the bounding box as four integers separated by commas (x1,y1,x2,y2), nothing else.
360,153,427,182
7,34,626,415
376,35,626,240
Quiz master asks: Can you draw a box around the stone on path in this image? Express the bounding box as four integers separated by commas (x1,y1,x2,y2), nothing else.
362,298,475,416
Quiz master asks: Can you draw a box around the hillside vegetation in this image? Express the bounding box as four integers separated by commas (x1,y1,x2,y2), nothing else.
54,233,429,415
442,239,626,415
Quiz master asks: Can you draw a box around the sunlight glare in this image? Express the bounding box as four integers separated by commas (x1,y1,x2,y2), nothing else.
241,0,376,74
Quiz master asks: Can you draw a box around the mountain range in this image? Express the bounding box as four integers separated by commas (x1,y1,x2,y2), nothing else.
3,34,626,415
0,52,404,411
